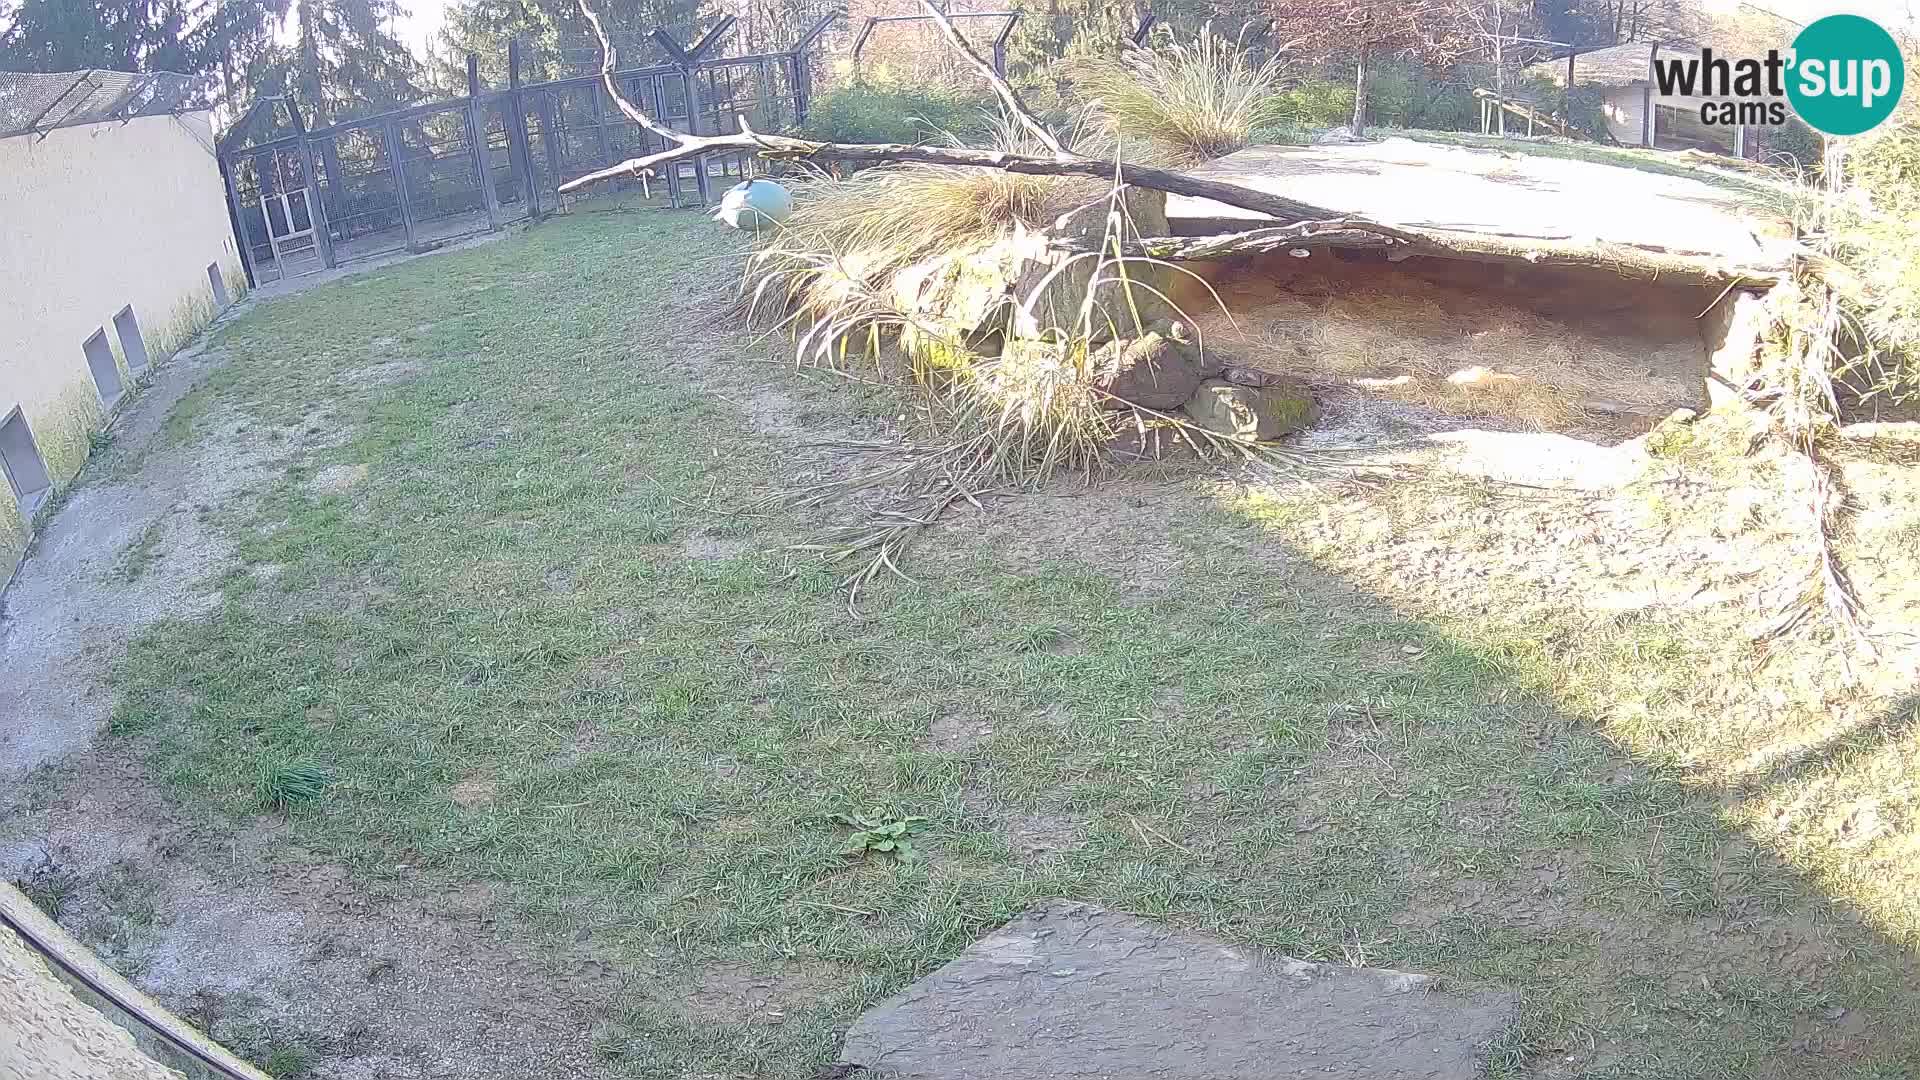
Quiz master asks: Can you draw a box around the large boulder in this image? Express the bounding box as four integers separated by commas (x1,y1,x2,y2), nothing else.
1011,187,1177,342
1183,378,1317,440
1091,327,1204,410
835,901,1519,1080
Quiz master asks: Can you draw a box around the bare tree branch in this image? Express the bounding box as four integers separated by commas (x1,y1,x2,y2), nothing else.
1056,221,1787,285
563,0,1356,223
558,120,1351,222
579,0,681,146
911,0,1068,159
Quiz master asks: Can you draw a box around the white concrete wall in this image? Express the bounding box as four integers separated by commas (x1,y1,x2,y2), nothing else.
0,110,243,575
1603,86,1649,145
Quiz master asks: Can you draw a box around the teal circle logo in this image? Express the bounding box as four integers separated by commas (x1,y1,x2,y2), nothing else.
1787,14,1905,136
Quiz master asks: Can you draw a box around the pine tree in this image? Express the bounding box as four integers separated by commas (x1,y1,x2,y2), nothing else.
430,0,708,92
244,0,425,125
0,0,274,82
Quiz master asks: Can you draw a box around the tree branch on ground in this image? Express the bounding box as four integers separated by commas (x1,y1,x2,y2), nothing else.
565,0,1350,223
562,0,1789,287
1052,221,1788,286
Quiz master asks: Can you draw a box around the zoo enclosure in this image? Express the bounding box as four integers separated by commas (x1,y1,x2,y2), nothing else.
217,11,841,286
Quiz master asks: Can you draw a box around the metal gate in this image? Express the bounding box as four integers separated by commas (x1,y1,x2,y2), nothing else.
216,12,841,288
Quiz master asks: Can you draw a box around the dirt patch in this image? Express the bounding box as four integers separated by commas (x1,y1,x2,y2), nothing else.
681,534,750,560
1005,814,1081,863
341,359,425,387
309,463,370,495
0,352,286,783
0,749,625,1080
1173,251,1710,441
927,712,994,751
449,774,497,809
684,961,843,1025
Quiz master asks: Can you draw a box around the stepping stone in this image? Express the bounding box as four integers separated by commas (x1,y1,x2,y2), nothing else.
836,901,1517,1079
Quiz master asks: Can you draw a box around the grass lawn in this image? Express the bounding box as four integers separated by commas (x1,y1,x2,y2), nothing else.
97,202,1919,1078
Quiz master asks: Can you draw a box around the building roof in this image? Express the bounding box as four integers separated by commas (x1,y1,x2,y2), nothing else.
0,69,198,140
1527,41,1686,89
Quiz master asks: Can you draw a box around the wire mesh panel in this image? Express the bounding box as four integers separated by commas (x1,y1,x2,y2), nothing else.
315,124,408,265
523,92,561,218
215,42,817,279
481,99,534,224
693,59,781,186
228,153,284,283
395,105,493,247
0,69,198,139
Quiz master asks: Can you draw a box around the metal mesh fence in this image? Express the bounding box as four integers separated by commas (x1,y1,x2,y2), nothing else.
0,69,199,139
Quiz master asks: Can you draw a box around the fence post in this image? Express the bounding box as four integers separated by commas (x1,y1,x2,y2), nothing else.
295,132,336,268
466,54,502,230
683,67,710,206
590,80,613,171
506,38,542,220
533,88,564,210
791,53,809,124
992,13,1019,79
219,154,260,289
382,120,421,250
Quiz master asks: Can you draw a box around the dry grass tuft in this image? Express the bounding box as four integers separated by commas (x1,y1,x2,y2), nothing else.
743,113,1107,335
1076,30,1293,166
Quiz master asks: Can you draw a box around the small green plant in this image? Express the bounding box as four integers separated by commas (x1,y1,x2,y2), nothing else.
796,83,993,145
256,761,331,810
262,1041,316,1079
832,808,927,862
13,853,79,919
108,521,165,583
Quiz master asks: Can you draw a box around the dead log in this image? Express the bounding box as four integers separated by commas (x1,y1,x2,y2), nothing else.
559,128,1351,224
563,0,1346,226
567,0,1787,292
1055,222,1789,287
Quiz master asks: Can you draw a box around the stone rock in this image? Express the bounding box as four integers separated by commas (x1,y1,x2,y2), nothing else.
1222,364,1295,388
1014,187,1176,340
1701,289,1773,409
1314,125,1364,144
1091,329,1204,410
1840,421,1920,444
1183,378,1316,440
836,901,1518,1080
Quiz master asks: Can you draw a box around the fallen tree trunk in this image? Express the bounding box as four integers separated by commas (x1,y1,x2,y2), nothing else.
564,0,1349,226
1053,221,1790,287
566,0,1788,293
559,131,1350,225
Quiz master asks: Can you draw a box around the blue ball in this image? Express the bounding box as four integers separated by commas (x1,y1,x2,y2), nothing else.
712,179,793,230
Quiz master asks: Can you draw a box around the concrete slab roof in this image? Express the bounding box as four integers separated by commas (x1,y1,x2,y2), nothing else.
1166,137,1778,266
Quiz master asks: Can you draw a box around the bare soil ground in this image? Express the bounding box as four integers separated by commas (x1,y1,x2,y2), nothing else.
3,203,1918,1080
1173,249,1720,441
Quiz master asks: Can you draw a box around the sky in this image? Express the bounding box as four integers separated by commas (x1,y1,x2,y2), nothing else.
393,0,452,59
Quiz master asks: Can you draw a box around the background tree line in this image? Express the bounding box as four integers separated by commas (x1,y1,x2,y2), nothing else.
0,0,1847,133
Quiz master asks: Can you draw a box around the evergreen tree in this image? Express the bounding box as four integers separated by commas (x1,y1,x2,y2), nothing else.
0,0,272,83
246,0,423,124
430,0,708,91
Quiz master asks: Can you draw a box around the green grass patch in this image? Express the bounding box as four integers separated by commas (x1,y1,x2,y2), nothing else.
100,202,1920,1078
